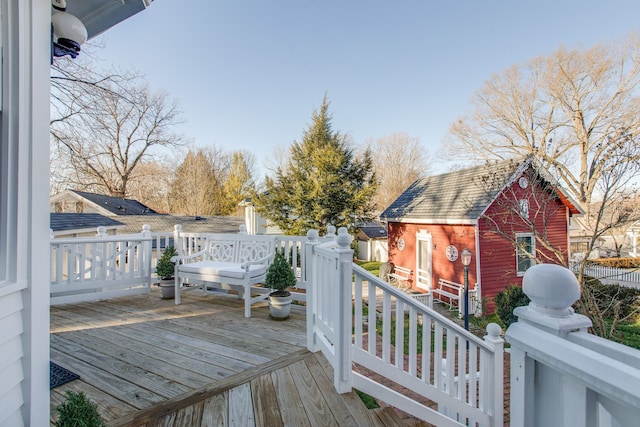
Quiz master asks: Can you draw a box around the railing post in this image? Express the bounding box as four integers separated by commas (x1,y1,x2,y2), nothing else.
173,224,183,256
141,224,152,285
506,264,592,427
483,323,504,427
334,227,354,393
305,229,320,352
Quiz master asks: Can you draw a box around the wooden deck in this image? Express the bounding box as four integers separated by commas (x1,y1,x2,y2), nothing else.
50,289,410,426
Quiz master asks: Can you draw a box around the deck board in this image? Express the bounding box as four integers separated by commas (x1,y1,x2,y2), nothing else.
50,289,393,427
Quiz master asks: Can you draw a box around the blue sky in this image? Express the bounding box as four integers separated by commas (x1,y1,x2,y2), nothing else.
93,1,640,176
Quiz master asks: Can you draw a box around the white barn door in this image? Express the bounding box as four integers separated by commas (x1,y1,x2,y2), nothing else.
415,230,432,291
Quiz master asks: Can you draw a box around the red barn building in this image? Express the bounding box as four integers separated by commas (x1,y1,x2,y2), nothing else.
379,157,583,313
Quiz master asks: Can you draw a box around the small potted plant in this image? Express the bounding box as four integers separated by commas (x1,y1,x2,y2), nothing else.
155,245,177,299
54,390,105,427
265,250,297,320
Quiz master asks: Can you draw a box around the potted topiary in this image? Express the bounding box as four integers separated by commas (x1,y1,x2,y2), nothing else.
155,245,178,299
265,250,297,320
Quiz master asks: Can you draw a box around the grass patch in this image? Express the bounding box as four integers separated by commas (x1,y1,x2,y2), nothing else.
355,260,381,277
610,320,640,350
355,389,380,409
469,312,504,331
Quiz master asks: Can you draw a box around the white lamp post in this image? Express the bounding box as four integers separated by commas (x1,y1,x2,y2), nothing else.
461,248,472,330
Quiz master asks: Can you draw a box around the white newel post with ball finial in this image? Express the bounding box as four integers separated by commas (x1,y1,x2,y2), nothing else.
506,264,640,427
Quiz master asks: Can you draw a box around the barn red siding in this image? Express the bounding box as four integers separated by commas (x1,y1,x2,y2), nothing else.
478,179,570,311
387,223,477,290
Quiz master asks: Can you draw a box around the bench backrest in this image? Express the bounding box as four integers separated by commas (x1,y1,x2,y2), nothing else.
392,265,412,278
204,234,277,264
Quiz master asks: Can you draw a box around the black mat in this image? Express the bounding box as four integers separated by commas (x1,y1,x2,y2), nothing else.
50,361,80,389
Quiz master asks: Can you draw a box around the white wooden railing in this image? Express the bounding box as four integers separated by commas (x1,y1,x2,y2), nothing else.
51,224,320,305
306,227,505,427
50,226,152,304
507,264,640,427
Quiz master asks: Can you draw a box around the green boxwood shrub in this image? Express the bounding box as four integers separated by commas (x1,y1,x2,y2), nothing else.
494,284,530,328
54,390,105,427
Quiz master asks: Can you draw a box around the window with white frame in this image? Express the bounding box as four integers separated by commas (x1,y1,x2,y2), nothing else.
516,233,535,275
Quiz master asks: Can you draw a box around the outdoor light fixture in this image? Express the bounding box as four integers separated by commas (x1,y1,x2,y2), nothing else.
51,0,87,59
461,248,472,267
461,248,472,331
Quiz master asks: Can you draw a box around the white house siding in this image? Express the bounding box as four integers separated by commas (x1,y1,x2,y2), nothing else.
0,1,51,426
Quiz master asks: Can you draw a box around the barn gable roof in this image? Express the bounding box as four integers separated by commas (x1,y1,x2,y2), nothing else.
380,157,582,224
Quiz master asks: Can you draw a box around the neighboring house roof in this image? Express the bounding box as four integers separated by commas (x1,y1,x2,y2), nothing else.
380,156,583,224
50,213,125,235
116,215,245,235
52,190,159,216
358,221,388,239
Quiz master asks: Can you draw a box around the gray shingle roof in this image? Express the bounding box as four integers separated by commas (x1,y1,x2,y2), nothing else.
380,158,524,222
115,215,245,235
50,213,125,232
357,221,388,239
71,190,158,215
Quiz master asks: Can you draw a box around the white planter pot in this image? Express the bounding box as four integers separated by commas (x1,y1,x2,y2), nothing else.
158,279,175,299
269,293,293,320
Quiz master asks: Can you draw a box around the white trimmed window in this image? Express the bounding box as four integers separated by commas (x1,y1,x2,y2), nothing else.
516,233,535,276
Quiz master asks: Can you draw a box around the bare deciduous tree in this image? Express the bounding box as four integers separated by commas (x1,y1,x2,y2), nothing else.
442,35,640,211
168,146,231,216
50,56,184,198
366,132,430,212
126,160,174,214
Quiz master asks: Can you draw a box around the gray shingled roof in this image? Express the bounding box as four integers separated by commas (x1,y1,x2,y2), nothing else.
380,159,524,222
71,190,158,215
357,221,388,239
50,213,125,232
115,215,245,234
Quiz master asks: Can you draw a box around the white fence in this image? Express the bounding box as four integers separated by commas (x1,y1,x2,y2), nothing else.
569,261,640,289
50,228,152,305
306,228,505,427
506,264,640,427
50,224,317,305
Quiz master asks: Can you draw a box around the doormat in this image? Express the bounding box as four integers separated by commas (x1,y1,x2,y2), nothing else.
50,362,80,389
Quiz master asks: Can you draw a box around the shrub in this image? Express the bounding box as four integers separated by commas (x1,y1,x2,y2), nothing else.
575,275,640,339
155,246,177,280
494,284,530,328
588,258,640,269
265,250,296,295
54,390,105,427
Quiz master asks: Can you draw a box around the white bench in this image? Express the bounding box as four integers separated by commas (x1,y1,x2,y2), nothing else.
172,233,277,317
432,278,463,307
387,265,412,289
432,278,477,315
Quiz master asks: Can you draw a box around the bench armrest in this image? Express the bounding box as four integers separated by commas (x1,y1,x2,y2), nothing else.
171,248,207,264
240,254,274,270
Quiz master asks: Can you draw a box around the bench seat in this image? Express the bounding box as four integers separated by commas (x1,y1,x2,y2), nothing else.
179,261,268,280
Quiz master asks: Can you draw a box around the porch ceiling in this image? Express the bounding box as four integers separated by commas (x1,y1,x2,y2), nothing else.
64,0,152,39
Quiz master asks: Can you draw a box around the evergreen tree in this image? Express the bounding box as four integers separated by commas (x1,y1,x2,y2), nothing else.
254,97,377,235
223,151,256,215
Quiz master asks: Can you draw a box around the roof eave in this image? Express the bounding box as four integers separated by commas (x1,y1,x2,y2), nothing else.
383,217,479,226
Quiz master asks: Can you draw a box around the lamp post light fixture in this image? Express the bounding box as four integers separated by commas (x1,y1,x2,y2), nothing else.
461,248,472,331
